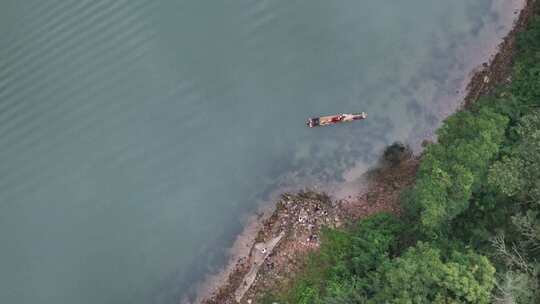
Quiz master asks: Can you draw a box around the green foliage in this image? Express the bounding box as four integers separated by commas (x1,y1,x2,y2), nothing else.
406,108,508,233
486,111,540,271
283,213,402,303
489,111,540,203
449,190,516,250
320,279,367,304
488,156,526,197
453,16,540,301
512,15,540,106
490,232,540,304
368,242,495,304
492,270,538,304
347,212,403,276
512,210,540,252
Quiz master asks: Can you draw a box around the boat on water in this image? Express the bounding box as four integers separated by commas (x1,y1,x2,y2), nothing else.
306,112,367,128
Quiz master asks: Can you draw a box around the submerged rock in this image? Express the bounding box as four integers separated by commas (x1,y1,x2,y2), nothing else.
382,142,412,167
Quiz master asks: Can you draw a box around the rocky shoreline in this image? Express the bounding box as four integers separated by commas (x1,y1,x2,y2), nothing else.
202,152,418,304
463,0,535,108
199,1,536,303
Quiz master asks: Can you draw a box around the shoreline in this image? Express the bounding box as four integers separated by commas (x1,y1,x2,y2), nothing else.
197,1,535,303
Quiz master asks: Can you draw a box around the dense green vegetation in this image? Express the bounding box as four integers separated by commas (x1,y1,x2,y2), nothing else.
269,4,540,303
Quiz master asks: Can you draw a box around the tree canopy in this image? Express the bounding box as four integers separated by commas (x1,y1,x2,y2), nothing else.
369,242,495,304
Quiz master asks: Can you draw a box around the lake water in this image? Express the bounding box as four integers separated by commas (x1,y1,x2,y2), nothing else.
0,1,522,303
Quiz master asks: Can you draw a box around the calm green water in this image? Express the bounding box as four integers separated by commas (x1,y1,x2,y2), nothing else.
0,1,520,303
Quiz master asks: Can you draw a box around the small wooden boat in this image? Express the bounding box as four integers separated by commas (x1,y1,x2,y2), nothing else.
306,112,367,128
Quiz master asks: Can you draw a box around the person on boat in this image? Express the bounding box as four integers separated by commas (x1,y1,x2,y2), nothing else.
330,115,345,123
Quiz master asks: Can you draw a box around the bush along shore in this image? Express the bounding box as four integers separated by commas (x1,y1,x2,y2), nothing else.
203,1,540,303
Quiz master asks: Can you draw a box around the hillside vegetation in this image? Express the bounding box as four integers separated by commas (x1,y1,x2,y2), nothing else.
266,4,540,304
